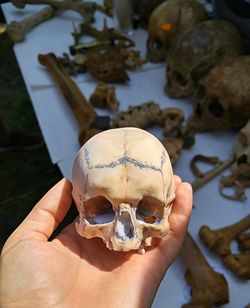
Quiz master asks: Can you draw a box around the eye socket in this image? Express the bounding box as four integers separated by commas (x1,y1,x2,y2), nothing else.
84,196,115,224
237,155,247,165
194,103,202,118
208,99,225,117
174,71,188,87
136,196,164,224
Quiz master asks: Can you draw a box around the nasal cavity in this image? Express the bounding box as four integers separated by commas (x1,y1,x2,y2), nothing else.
116,212,134,241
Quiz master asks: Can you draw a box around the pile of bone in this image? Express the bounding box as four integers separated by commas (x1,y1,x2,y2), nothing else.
199,214,250,280
146,0,250,132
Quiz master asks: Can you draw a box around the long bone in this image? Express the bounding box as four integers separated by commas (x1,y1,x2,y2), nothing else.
180,233,229,307
38,53,98,145
7,6,56,43
191,155,235,193
10,0,106,22
178,156,234,306
199,215,250,257
237,232,250,252
191,155,250,281
223,251,250,280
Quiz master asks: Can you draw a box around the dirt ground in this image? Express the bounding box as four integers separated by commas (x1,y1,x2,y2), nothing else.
0,9,78,248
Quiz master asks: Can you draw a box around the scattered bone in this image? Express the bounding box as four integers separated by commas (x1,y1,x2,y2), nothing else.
223,252,250,280
86,48,129,82
161,137,183,166
180,233,229,307
237,232,250,252
191,155,222,178
57,53,87,76
162,108,195,164
10,0,105,22
220,165,250,202
71,20,135,54
119,49,146,70
111,101,163,129
112,102,194,164
89,82,119,112
38,53,96,144
220,120,250,201
199,215,250,257
191,157,235,193
7,6,56,43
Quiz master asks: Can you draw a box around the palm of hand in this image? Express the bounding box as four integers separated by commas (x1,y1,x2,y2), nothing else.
0,178,192,308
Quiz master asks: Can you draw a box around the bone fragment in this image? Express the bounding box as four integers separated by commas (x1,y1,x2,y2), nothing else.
11,0,102,21
191,157,235,193
220,164,250,202
38,53,96,143
180,233,229,307
223,251,250,280
237,232,250,252
7,6,56,43
199,215,250,256
111,101,163,129
191,155,223,178
89,82,119,112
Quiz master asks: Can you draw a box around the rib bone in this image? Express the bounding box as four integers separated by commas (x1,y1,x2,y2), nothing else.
223,252,250,280
199,215,250,256
7,6,56,43
180,233,229,307
38,53,96,143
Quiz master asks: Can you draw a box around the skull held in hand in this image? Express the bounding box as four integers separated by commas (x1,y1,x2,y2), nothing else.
189,56,250,131
147,0,208,62
72,127,175,252
166,20,243,98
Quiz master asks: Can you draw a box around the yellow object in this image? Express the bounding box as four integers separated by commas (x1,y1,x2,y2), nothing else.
160,22,173,31
0,23,7,35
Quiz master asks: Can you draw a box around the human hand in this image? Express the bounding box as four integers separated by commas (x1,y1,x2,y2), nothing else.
0,176,192,308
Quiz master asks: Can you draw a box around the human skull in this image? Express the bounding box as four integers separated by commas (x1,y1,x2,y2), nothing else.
147,0,208,62
188,56,250,131
166,20,243,98
234,120,250,165
72,127,175,252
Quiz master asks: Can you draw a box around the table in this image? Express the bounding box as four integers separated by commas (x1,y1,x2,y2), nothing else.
2,3,250,307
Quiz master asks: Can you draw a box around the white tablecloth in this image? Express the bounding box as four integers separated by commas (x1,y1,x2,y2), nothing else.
2,3,250,307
